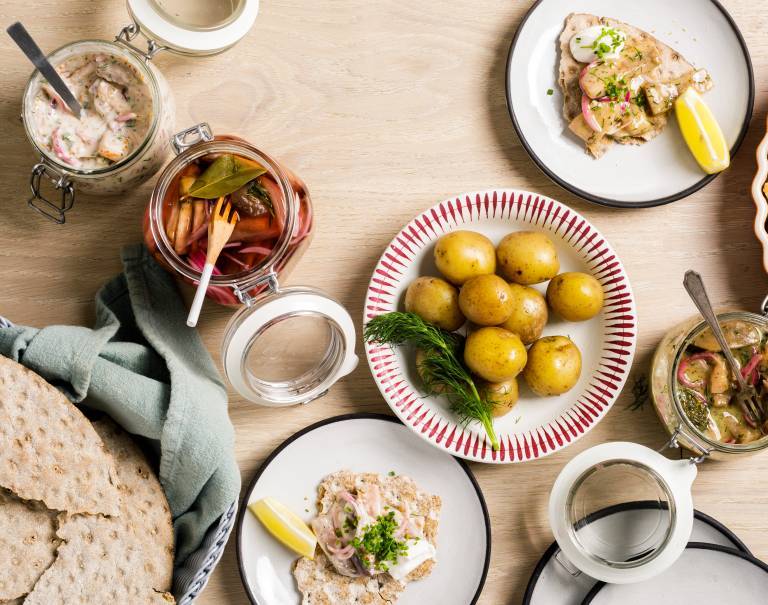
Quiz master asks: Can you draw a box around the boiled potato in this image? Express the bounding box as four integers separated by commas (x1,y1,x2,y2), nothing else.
464,327,527,383
496,231,560,285
547,272,604,322
458,275,514,326
481,379,519,418
523,336,582,396
434,231,496,285
405,276,465,331
499,284,548,344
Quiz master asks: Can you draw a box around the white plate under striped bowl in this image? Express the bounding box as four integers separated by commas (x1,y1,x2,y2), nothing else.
363,190,637,463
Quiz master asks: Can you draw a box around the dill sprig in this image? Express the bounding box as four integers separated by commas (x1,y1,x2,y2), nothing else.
364,312,500,450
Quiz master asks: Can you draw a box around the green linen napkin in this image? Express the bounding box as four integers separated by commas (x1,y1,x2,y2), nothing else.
0,243,240,565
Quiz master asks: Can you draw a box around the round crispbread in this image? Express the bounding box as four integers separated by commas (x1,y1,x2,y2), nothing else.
0,489,59,601
23,419,175,605
295,471,442,604
0,356,120,516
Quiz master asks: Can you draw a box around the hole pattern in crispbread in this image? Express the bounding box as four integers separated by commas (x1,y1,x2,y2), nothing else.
0,357,120,517
0,489,60,601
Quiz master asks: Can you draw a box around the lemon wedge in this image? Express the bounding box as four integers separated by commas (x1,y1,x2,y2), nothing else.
675,87,730,174
249,498,317,559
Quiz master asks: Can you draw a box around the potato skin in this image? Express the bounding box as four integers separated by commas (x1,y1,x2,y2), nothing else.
458,275,514,326
547,272,604,322
404,277,465,331
496,231,560,285
499,284,548,344
434,231,496,285
481,379,519,418
523,336,582,396
464,327,527,383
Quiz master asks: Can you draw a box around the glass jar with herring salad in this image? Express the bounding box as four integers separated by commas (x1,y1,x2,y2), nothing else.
17,0,259,223
651,306,768,459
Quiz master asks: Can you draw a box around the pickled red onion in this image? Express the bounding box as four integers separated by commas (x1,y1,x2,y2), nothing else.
578,61,599,97
238,245,273,255
581,96,602,133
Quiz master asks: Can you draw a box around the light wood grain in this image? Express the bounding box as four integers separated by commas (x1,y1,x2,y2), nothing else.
1,1,768,603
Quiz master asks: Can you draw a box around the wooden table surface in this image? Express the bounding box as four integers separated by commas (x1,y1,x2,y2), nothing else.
1,0,767,603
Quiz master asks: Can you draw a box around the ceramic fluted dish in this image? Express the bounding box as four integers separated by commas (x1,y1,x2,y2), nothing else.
506,0,754,208
363,190,637,463
751,115,768,273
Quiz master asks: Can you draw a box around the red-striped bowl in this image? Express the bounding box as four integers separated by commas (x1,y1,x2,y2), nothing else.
363,190,637,463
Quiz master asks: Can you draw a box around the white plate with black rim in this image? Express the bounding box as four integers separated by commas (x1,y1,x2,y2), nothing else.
364,190,637,463
582,543,768,604
522,502,751,604
236,413,490,605
506,0,754,208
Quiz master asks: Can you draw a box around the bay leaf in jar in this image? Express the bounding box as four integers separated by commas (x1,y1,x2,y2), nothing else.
188,154,267,199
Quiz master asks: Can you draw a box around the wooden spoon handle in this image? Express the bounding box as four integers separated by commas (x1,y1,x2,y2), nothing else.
187,263,215,328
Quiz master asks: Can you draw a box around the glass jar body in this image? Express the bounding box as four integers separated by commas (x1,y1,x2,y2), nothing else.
21,39,175,197
650,310,768,459
143,134,313,307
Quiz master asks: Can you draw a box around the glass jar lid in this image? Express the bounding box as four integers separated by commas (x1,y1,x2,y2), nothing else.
221,287,358,407
549,442,697,584
127,0,259,55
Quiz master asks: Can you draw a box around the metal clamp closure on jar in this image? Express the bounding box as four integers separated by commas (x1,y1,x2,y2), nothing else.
28,161,75,224
116,21,167,61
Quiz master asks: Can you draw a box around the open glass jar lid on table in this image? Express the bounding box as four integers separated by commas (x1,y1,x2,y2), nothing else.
18,0,259,223
144,123,359,408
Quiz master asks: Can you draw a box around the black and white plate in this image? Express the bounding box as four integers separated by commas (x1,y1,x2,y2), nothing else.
583,543,768,604
523,502,750,604
236,414,490,605
506,0,754,208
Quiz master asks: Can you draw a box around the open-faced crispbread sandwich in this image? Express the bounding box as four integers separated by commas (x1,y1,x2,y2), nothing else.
558,13,713,158
292,471,441,605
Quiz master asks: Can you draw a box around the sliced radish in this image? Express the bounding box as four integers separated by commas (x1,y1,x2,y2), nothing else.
581,95,602,133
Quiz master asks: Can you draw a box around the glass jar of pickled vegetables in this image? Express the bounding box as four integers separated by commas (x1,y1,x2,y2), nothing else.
18,0,259,223
650,307,768,460
144,123,358,407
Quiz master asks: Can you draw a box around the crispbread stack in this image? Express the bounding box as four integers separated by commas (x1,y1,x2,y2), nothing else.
0,356,121,516
0,357,175,604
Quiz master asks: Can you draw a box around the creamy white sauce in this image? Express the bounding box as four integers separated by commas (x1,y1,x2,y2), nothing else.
30,52,152,169
570,25,626,63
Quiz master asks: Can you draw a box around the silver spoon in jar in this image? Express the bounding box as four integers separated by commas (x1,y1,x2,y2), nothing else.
7,22,82,118
683,270,765,426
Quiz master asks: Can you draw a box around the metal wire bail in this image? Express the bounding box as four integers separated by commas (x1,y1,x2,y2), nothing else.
28,162,75,224
116,21,166,61
171,123,214,155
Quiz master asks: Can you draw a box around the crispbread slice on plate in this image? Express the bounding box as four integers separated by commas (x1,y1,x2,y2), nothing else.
294,471,442,604
24,419,175,605
0,356,120,516
558,13,701,157
0,489,59,601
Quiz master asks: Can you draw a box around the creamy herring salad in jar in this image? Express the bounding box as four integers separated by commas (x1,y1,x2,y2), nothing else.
30,52,152,168
22,40,175,200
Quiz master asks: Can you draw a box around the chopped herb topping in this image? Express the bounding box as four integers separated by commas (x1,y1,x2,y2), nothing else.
388,470,396,477
581,27,625,60
351,511,408,572
546,88,554,96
